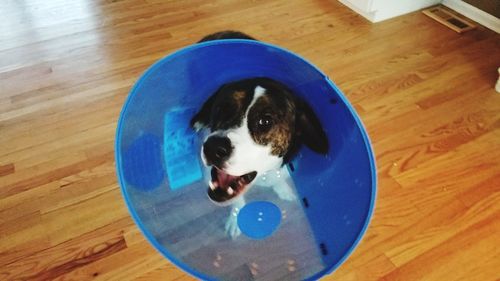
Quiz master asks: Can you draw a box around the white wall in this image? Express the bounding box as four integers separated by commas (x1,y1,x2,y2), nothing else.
371,0,442,22
339,0,441,22
338,0,376,21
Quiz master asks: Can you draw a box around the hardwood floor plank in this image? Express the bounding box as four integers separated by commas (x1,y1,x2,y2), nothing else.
380,210,499,281
54,240,167,281
0,152,114,199
41,188,127,246
0,217,133,280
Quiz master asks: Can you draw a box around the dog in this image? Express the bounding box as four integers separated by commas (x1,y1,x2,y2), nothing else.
191,31,328,238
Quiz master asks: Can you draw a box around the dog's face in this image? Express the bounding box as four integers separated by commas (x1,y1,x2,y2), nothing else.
191,78,328,204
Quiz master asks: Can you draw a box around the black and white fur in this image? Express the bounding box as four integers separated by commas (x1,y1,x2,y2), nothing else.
192,31,328,238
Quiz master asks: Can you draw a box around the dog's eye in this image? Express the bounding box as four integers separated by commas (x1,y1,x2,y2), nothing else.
257,115,273,131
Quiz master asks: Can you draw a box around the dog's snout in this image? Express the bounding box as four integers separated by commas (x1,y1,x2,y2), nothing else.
203,136,232,167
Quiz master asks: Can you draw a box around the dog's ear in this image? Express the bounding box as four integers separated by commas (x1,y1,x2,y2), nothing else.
295,99,329,154
190,91,218,131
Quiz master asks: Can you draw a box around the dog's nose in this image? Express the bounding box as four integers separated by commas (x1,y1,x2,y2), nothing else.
203,136,232,166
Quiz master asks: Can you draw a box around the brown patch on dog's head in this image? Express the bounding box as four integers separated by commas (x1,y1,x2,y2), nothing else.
244,78,329,161
190,86,253,131
247,93,296,156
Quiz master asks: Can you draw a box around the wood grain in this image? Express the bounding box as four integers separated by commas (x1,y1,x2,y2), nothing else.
1,0,499,280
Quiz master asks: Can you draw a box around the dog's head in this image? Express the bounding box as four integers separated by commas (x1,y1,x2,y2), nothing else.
191,78,328,204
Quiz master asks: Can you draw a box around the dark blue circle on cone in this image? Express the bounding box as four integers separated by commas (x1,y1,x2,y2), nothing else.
237,201,282,239
122,133,164,191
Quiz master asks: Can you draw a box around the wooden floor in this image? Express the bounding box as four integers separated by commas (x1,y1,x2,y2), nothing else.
1,0,499,280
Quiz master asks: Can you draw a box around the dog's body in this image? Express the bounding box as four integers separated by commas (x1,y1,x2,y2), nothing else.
192,31,328,238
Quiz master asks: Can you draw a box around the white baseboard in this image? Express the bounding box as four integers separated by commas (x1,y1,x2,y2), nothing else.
442,0,500,33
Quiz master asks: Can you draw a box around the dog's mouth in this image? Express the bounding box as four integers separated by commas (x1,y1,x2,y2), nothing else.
207,167,257,204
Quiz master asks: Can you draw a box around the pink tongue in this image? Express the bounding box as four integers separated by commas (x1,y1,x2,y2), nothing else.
217,169,238,188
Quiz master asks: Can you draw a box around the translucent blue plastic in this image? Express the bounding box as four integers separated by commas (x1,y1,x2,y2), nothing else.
115,40,376,281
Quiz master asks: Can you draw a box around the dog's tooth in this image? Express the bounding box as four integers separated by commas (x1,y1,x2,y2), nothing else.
227,187,234,195
209,181,217,190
